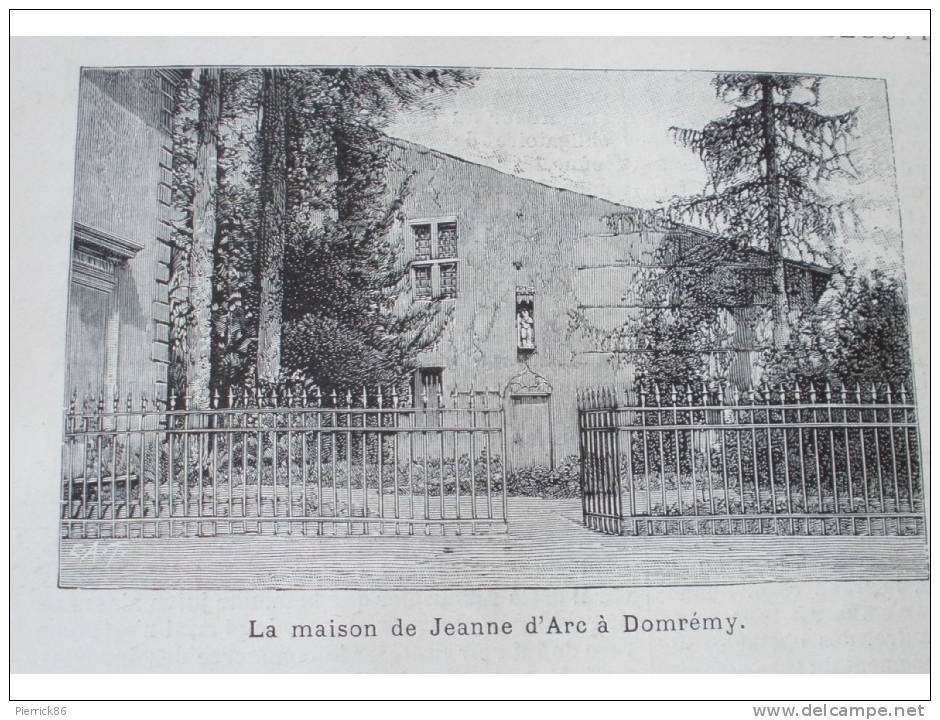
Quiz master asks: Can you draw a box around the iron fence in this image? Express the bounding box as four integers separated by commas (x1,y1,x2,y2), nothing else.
577,382,925,537
61,386,508,538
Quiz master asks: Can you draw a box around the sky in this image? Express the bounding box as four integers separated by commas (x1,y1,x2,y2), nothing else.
388,69,906,277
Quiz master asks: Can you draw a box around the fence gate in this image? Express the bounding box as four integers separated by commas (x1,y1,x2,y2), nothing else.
577,383,925,537
61,386,508,539
578,396,624,534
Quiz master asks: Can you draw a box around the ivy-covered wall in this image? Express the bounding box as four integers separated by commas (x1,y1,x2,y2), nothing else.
386,138,829,463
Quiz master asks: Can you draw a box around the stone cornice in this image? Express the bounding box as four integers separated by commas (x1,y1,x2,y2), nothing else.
72,248,117,292
74,222,144,260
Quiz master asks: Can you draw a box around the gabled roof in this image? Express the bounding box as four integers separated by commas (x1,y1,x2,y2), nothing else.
386,136,639,212
387,136,832,278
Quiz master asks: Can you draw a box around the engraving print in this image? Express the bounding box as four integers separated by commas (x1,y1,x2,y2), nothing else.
58,66,926,590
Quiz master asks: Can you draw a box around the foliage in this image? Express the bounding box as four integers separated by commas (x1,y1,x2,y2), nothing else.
211,70,264,392
831,270,914,386
628,235,742,386
669,73,858,260
566,229,740,387
505,455,581,498
574,74,861,381
632,306,733,387
167,67,475,398
166,69,199,397
668,73,858,350
167,69,264,399
280,68,473,390
759,268,914,388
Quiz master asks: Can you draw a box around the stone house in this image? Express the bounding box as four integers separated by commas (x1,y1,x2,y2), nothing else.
63,68,831,469
384,138,830,466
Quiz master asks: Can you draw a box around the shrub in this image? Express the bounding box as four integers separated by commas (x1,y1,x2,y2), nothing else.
505,455,581,498
760,268,914,388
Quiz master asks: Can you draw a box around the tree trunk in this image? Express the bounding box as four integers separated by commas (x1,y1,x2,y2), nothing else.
760,75,790,350
186,68,222,410
256,69,289,384
333,123,356,222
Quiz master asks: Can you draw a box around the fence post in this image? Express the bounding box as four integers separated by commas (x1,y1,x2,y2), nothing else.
572,379,924,539
606,390,623,535
622,387,635,535
500,390,509,526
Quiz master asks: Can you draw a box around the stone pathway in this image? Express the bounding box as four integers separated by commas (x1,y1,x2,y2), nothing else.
59,498,929,589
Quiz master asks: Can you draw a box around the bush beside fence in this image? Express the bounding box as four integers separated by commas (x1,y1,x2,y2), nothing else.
61,387,508,538
578,382,925,537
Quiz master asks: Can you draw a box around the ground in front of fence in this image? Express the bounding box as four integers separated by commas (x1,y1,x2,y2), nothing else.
58,497,928,590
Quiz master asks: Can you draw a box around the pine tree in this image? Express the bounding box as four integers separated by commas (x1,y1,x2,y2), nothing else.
669,73,858,349
168,66,475,396
279,68,474,390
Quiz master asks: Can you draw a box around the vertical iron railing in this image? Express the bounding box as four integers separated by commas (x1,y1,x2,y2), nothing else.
578,388,623,534
577,382,924,537
61,385,507,539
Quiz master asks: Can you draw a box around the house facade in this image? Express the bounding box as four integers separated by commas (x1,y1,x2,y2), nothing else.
66,68,181,407
385,138,831,467
64,68,830,470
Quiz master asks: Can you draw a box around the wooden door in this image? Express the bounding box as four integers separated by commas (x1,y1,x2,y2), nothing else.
509,394,553,470
65,282,110,400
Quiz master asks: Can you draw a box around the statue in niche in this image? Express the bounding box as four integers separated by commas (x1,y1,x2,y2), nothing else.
517,308,535,350
515,286,536,352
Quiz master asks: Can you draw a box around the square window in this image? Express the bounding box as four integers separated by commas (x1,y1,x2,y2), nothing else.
156,73,178,134
414,367,444,422
413,266,431,300
437,222,457,259
419,367,443,395
413,224,432,261
409,218,458,304
440,263,457,299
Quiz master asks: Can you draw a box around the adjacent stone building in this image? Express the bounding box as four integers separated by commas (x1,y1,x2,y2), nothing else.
66,68,181,406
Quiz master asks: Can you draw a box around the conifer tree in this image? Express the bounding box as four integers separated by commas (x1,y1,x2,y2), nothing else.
170,66,475,396
280,68,475,389
669,73,858,349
